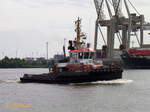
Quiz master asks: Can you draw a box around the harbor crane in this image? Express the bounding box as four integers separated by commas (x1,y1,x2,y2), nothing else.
94,0,150,58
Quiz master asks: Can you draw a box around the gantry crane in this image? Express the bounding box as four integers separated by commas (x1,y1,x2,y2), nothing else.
94,0,150,58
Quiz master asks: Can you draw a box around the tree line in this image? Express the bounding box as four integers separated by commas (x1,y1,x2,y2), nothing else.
0,56,49,68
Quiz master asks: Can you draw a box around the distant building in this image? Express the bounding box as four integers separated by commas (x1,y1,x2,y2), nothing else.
36,57,46,61
24,57,35,61
54,54,64,60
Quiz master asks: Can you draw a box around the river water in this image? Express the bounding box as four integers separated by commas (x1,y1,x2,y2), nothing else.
0,68,149,112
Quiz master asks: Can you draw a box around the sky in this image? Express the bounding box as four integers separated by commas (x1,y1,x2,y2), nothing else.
0,0,150,59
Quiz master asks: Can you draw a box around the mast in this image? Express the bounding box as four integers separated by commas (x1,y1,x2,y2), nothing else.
75,18,86,49
68,18,86,51
75,18,81,49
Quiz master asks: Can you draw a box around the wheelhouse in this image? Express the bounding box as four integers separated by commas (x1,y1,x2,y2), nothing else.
69,49,96,63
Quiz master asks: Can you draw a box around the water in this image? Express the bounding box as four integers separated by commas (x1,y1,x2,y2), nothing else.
0,68,149,112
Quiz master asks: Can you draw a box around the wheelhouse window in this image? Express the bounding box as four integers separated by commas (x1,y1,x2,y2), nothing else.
70,51,95,60
89,52,94,59
84,52,90,59
78,52,84,59
79,52,95,59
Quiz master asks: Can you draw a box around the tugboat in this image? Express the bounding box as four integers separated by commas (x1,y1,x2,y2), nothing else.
20,18,123,84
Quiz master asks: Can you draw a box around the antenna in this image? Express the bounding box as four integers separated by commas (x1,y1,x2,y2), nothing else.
63,38,66,58
46,42,48,60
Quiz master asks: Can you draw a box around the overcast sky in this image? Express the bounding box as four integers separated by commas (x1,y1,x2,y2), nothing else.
0,0,150,59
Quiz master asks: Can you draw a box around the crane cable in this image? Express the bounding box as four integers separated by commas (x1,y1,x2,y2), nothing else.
116,32,122,44
98,25,107,45
108,0,113,5
127,0,140,15
107,0,140,16
134,32,140,46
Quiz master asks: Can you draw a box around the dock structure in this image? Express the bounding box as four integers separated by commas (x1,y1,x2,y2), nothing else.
94,0,150,59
